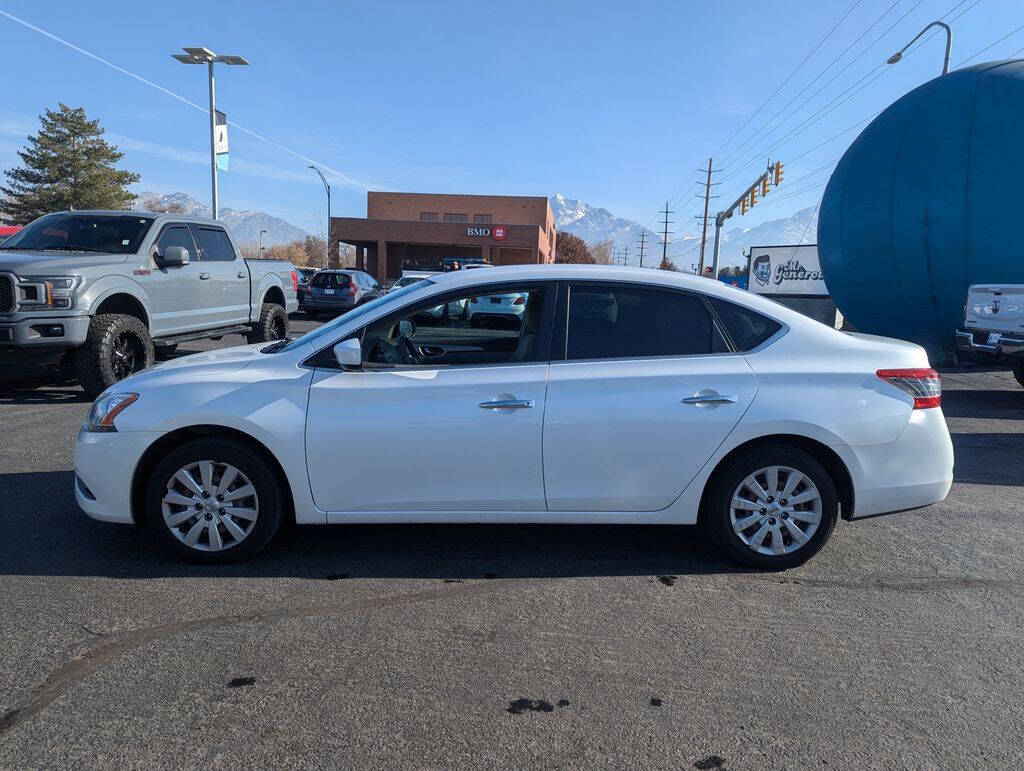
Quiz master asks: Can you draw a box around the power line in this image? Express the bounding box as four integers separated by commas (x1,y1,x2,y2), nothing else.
953,22,1024,68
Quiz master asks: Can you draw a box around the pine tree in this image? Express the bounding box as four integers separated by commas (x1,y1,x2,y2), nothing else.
0,104,139,223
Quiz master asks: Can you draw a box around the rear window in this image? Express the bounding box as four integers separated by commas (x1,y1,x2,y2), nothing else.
708,297,783,351
194,227,236,261
312,272,351,289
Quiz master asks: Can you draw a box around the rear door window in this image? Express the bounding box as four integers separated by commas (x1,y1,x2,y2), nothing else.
566,283,728,360
708,297,783,351
194,227,236,261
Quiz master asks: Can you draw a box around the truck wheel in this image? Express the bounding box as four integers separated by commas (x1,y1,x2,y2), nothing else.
247,303,288,344
1012,358,1024,389
74,314,155,397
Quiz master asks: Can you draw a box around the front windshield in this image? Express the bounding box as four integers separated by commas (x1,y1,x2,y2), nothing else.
0,213,155,254
277,280,433,352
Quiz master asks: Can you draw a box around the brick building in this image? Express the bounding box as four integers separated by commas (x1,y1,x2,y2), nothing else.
330,192,556,282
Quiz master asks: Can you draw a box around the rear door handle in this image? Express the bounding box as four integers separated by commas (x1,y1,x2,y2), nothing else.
479,399,535,410
198,272,211,280
681,393,737,405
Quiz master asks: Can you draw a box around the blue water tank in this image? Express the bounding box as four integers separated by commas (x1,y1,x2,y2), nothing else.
818,59,1024,356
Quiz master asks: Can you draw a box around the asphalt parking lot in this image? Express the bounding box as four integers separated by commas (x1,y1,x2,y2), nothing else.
1,316,1022,768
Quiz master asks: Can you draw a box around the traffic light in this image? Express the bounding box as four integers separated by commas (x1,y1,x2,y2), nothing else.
749,187,759,208
774,161,784,186
741,196,748,215
760,177,769,197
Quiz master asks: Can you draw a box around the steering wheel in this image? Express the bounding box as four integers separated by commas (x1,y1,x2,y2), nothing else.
397,334,422,365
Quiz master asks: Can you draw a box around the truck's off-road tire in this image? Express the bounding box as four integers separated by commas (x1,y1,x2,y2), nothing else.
703,445,839,570
246,303,288,344
145,438,285,564
1012,358,1024,389
74,313,155,398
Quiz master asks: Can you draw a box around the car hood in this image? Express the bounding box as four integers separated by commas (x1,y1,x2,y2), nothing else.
116,343,271,392
0,251,129,274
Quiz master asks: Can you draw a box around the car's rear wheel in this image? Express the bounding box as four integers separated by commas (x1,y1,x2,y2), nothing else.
247,303,288,344
145,438,285,564
1011,357,1024,389
704,446,838,570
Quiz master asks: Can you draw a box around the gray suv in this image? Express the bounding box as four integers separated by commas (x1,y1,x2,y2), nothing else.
303,269,385,318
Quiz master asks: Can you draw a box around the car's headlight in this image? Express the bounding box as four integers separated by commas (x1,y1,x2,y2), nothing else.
18,275,81,309
86,392,138,432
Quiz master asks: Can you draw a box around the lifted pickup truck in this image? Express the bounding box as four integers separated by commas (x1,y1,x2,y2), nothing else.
0,210,298,396
956,283,1024,388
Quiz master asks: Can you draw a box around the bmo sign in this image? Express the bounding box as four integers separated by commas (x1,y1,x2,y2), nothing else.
466,225,507,240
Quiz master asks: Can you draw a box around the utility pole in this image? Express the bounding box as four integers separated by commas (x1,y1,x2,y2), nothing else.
698,157,714,275
711,160,782,279
660,202,673,267
637,230,647,268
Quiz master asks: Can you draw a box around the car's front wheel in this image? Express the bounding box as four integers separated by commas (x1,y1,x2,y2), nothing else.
704,446,839,570
145,438,285,563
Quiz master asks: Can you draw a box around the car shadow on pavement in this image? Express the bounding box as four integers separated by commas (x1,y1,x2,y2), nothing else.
0,380,89,404
951,433,1024,486
0,470,741,580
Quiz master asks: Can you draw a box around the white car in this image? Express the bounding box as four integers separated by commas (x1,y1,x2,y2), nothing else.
75,265,953,569
466,291,527,327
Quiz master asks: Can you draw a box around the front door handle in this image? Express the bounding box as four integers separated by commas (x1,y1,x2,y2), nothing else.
198,272,211,280
681,393,737,405
237,271,246,278
479,399,535,410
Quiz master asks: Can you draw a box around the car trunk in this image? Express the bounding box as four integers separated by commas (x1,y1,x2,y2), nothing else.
964,284,1024,334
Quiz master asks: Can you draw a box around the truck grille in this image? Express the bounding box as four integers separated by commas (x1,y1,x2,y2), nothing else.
0,274,14,315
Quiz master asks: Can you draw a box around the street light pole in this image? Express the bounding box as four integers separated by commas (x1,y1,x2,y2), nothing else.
172,47,250,220
259,229,267,258
886,21,952,76
308,165,331,267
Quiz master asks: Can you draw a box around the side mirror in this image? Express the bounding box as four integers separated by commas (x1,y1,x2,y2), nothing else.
333,337,362,369
160,245,190,266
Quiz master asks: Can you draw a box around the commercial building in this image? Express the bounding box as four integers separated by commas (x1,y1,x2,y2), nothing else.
331,192,556,283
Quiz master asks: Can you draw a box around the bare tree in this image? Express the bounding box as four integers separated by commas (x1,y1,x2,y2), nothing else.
141,196,186,214
555,231,594,264
591,238,613,265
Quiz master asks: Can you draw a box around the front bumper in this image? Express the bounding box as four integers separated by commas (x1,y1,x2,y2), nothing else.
956,328,1024,356
74,426,162,524
0,313,90,349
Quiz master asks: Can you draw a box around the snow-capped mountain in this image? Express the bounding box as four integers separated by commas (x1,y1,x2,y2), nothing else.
551,193,817,269
133,191,308,247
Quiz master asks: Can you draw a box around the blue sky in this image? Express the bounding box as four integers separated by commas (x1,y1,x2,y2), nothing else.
0,0,1020,255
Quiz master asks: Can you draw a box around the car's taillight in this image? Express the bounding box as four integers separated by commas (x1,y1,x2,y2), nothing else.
513,296,525,305
876,368,941,409
470,297,478,303
290,271,298,292
347,281,357,296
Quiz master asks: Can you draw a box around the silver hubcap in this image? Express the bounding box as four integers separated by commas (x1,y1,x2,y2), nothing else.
730,465,822,556
161,460,259,552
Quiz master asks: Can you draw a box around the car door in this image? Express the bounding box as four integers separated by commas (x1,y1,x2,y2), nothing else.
305,281,555,515
543,282,758,512
147,222,210,336
191,224,250,327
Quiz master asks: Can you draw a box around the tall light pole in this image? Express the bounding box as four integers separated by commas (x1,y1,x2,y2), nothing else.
308,165,331,267
886,21,952,76
259,228,267,258
172,47,249,219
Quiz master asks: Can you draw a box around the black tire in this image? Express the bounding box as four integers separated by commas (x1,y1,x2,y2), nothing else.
154,343,178,361
704,445,839,570
247,303,288,344
145,438,285,564
1012,357,1024,389
74,313,155,398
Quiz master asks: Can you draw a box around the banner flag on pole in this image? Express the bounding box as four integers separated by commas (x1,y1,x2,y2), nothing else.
215,109,229,170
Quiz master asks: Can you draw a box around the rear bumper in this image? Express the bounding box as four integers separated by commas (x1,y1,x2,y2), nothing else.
304,298,356,312
838,407,954,519
956,328,1024,356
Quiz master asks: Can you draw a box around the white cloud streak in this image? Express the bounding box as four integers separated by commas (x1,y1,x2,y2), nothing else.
0,8,373,190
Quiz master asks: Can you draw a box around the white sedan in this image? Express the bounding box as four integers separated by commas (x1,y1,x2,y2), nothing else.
75,265,953,569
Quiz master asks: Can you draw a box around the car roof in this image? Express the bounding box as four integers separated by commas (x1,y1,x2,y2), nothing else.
425,264,814,326
58,210,225,227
